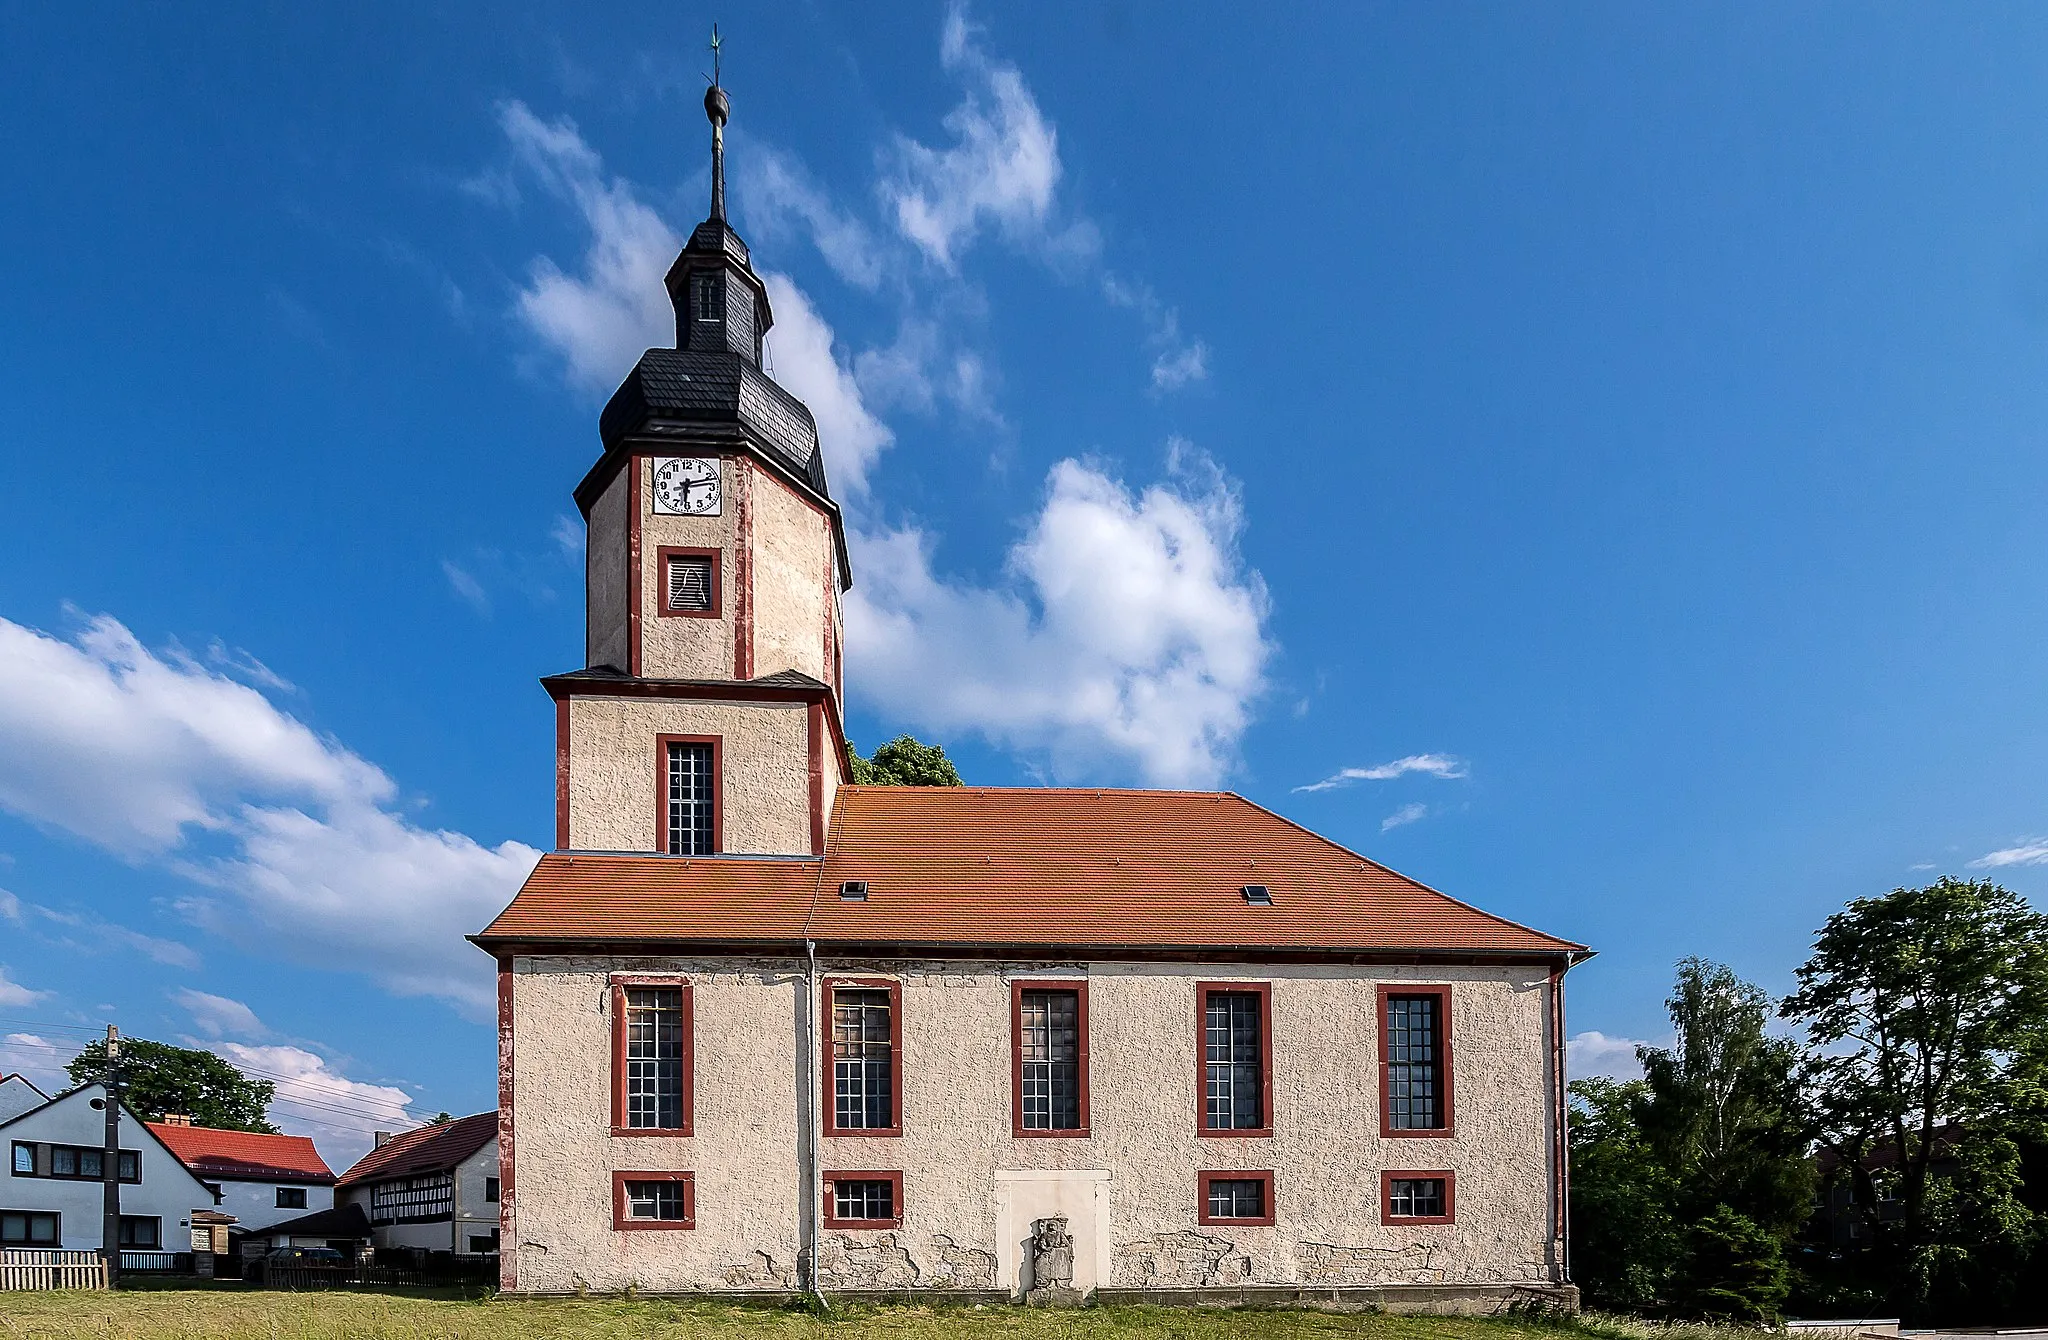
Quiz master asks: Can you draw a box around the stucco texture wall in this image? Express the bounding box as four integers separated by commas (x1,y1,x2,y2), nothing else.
747,464,832,684
639,455,743,681
565,697,812,855
586,469,629,673
505,956,1559,1297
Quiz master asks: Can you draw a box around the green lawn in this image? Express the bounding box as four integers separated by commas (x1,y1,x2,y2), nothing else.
0,1288,1761,1340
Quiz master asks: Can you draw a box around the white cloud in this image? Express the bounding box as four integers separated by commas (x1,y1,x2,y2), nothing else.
441,560,490,615
0,612,538,1015
0,1033,74,1093
173,988,266,1040
1568,1031,1648,1081
204,640,296,694
847,446,1271,786
739,145,885,291
1295,753,1471,794
21,902,198,969
760,272,895,493
550,515,584,562
0,889,18,921
1381,803,1429,832
1969,839,2048,869
219,1042,416,1171
1103,275,1211,394
1151,342,1210,392
500,100,678,394
880,5,1090,271
0,968,49,1008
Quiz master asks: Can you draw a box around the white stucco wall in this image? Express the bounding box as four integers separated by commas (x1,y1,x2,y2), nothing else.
638,454,743,681
453,1139,502,1253
503,956,1561,1296
0,1086,218,1251
587,467,629,673
213,1178,334,1233
747,465,833,685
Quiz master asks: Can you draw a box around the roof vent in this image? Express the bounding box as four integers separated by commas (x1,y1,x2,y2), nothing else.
839,880,869,901
1241,884,1272,906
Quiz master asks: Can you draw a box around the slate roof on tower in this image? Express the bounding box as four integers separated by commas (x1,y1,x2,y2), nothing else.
476,787,1586,959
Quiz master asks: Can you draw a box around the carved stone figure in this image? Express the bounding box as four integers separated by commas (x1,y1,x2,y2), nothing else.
1026,1216,1082,1305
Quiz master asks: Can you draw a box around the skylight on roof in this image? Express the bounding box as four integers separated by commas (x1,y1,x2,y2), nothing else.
840,880,868,901
1241,884,1272,906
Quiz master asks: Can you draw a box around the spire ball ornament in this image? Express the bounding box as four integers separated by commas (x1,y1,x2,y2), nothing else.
705,82,729,127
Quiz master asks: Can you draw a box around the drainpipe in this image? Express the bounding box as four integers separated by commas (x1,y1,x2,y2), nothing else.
803,937,828,1311
1551,962,1572,1287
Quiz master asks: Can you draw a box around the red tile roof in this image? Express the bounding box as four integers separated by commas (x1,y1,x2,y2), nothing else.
336,1112,496,1188
145,1123,335,1184
477,787,1585,959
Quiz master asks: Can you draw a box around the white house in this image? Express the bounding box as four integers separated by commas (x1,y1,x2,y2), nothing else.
1,1084,220,1252
336,1113,499,1256
145,1117,336,1233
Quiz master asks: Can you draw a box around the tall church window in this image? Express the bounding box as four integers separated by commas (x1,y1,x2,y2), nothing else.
1199,984,1271,1135
1013,983,1087,1134
663,740,716,855
827,980,900,1135
610,978,692,1135
1380,986,1454,1136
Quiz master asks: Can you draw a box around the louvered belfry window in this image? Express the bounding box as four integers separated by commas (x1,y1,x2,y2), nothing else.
832,988,894,1130
625,988,686,1130
664,742,715,855
1019,989,1082,1131
666,555,713,613
1386,995,1444,1130
1204,991,1265,1131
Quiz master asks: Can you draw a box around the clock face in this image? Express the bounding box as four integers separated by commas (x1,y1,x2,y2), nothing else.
651,457,721,516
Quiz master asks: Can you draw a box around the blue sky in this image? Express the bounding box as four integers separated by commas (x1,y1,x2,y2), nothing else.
4,3,2048,1162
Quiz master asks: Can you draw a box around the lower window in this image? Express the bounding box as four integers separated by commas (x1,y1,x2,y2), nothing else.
468,1230,501,1254
612,1172,694,1230
823,1171,902,1228
0,1211,58,1245
1197,1170,1276,1227
276,1186,308,1209
118,1216,161,1249
1382,1171,1455,1224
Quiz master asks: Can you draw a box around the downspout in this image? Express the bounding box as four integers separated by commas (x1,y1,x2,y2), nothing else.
1551,961,1572,1288
804,935,827,1310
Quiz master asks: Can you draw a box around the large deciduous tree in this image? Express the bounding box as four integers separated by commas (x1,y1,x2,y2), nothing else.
845,735,963,786
67,1037,277,1134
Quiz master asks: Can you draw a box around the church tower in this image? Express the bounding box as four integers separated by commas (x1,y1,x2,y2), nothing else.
547,71,851,857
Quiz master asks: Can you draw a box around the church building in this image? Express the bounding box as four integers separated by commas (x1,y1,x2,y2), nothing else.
474,73,1589,1309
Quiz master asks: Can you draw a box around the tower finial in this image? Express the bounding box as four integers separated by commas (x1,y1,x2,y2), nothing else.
705,24,729,222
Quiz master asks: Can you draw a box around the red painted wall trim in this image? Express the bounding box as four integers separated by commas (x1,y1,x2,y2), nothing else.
652,734,723,855
1381,1169,1457,1225
609,977,693,1137
1377,984,1456,1138
821,1169,904,1228
553,698,570,850
1195,981,1274,1138
626,456,643,677
653,546,722,619
733,457,754,679
821,976,903,1137
807,702,826,856
495,959,517,1292
1197,1169,1276,1227
612,1170,695,1230
1010,979,1091,1138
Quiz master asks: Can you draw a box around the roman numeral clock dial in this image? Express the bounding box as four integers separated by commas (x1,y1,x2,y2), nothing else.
651,457,722,516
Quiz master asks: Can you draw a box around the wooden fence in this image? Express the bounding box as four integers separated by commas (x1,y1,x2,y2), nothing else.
0,1249,108,1291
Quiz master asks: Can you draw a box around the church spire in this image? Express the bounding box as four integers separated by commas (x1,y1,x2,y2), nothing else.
662,24,774,365
705,24,728,223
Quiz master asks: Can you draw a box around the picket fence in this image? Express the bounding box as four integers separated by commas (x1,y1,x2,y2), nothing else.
0,1249,107,1291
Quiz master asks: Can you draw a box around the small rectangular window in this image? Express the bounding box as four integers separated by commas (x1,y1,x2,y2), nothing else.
118,1151,138,1183
1200,986,1270,1134
626,1180,688,1221
50,1147,76,1177
1016,986,1085,1133
1381,987,1454,1135
666,555,714,613
78,1148,102,1179
0,1211,58,1245
1382,1171,1455,1224
830,985,897,1133
485,1176,501,1204
10,1143,31,1176
469,1231,500,1254
693,273,720,324
613,1172,695,1230
1198,1170,1276,1226
276,1186,307,1209
625,988,687,1130
118,1215,160,1249
824,1173,902,1227
663,740,716,856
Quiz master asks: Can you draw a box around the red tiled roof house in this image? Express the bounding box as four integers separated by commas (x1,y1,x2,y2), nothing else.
473,77,1590,1309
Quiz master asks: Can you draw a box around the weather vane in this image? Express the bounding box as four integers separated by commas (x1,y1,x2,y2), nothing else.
708,23,722,88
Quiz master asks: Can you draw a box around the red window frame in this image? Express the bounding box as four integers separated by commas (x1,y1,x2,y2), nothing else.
610,977,693,1137
653,735,723,855
611,1170,695,1231
822,976,903,1137
1377,984,1455,1138
1010,979,1090,1138
1196,981,1274,1138
822,1170,904,1228
655,546,722,619
1198,1169,1277,1227
1381,1169,1456,1225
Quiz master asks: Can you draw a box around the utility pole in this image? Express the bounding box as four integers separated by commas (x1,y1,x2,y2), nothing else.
100,1024,121,1290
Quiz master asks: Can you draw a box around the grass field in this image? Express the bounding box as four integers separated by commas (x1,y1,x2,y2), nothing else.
0,1288,1766,1340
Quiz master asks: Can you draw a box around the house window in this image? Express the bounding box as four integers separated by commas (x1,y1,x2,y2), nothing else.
370,1173,455,1224
1198,1170,1276,1226
485,1176,500,1204
38,1145,139,1182
1380,986,1454,1136
276,1187,308,1210
1382,1171,1455,1224
823,1172,902,1228
1199,984,1272,1135
118,1151,137,1182
10,1143,30,1175
1013,982,1088,1135
50,1147,75,1177
827,981,900,1135
612,1172,694,1230
658,548,719,617
625,988,687,1130
468,1231,500,1254
118,1216,161,1249
0,1211,57,1245
662,739,717,856
693,273,720,324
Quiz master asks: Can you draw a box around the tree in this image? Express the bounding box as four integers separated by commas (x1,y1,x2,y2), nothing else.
1782,877,2048,1317
846,735,962,786
1671,1205,1791,1325
67,1037,276,1133
1568,1077,1685,1311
